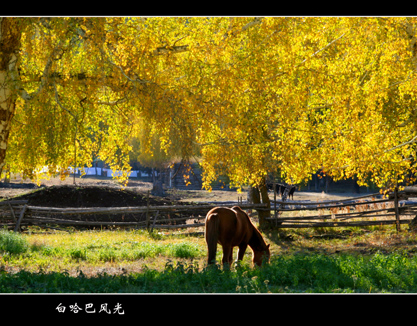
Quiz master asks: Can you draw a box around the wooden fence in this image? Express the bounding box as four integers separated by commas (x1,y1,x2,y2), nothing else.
1,187,417,232
266,187,417,231
0,199,268,232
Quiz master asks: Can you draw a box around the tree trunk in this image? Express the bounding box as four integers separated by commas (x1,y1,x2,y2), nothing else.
258,179,271,228
247,185,260,204
0,18,23,176
151,180,165,196
247,178,271,229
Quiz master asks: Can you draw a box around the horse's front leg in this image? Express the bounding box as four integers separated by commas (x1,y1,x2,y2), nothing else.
228,247,234,263
237,243,248,262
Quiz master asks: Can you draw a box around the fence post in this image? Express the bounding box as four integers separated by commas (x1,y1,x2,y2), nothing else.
273,182,277,225
150,211,159,233
146,190,150,230
394,187,401,232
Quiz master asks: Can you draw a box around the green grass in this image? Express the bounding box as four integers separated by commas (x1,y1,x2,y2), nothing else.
2,227,417,293
2,252,417,293
0,229,206,274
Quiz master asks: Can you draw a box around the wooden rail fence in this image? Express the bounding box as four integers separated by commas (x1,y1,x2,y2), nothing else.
1,187,417,232
266,187,417,231
0,199,268,232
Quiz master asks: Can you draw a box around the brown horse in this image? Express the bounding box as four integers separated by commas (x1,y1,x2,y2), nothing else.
205,206,270,267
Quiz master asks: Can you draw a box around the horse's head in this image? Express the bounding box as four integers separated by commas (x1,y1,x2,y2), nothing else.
252,243,270,266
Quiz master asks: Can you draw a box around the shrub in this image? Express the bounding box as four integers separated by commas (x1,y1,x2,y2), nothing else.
98,247,117,262
69,247,88,260
166,242,201,259
0,230,29,254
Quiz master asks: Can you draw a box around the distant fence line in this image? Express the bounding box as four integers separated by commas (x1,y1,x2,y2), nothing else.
36,166,155,178
71,167,153,178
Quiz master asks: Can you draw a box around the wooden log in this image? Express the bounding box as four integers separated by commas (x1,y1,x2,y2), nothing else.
14,204,27,232
25,213,202,227
146,190,150,229
272,193,382,206
7,200,17,223
267,203,417,222
265,205,398,221
403,186,417,194
273,181,277,220
26,219,206,228
25,203,268,216
150,211,159,233
0,200,28,206
271,219,412,229
272,198,391,211
148,223,205,229
151,213,206,223
395,187,401,232
269,211,397,222
24,218,149,226
26,206,151,215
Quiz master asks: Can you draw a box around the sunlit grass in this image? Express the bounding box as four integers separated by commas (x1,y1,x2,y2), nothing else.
2,226,417,292
0,229,207,275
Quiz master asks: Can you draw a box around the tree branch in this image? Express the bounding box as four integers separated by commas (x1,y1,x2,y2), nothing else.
298,32,346,66
53,81,77,119
153,44,189,55
225,17,263,37
97,97,128,106
384,135,417,153
12,42,64,102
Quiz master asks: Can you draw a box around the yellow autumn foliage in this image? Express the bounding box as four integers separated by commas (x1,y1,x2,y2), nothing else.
0,17,416,190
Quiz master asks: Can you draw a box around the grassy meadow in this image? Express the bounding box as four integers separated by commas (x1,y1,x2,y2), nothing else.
2,225,417,293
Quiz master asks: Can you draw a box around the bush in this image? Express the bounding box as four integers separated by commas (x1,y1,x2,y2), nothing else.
166,243,201,259
0,230,29,254
69,247,88,260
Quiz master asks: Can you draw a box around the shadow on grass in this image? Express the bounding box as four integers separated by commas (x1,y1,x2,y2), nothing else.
2,252,417,293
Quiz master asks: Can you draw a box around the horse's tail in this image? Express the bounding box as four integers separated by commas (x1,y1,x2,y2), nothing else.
205,212,220,265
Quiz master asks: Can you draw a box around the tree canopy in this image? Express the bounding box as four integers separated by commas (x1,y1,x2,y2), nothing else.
1,17,416,190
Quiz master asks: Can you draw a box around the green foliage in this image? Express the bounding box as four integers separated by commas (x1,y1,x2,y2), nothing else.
1,251,417,293
0,230,29,255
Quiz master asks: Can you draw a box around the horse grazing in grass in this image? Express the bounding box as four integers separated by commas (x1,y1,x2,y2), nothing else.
205,206,270,267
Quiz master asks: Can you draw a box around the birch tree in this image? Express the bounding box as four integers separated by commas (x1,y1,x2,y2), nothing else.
1,17,417,209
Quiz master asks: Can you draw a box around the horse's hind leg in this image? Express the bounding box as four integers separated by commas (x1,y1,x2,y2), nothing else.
207,242,217,265
221,244,233,266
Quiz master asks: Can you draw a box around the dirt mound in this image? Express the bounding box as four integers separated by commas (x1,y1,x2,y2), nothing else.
16,185,174,208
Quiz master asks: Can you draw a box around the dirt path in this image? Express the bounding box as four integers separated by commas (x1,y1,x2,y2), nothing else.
0,175,369,205
175,188,369,203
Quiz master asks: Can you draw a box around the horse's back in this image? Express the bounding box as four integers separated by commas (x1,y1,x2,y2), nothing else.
206,207,250,246
206,207,238,231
